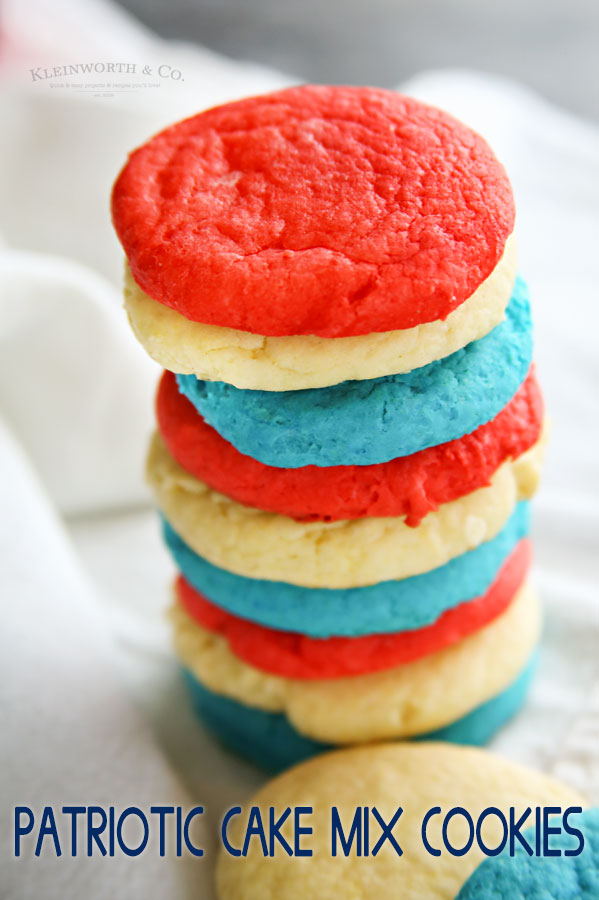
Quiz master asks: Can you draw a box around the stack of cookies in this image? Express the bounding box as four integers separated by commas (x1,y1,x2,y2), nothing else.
112,86,545,771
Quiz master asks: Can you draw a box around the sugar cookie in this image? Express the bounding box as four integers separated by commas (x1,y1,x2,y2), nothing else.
147,432,544,588
216,743,586,900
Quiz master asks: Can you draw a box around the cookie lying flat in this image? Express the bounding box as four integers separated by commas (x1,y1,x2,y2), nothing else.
123,234,516,391
113,86,514,337
457,807,598,899
147,431,543,587
216,744,588,900
171,579,540,743
185,660,536,771
157,369,542,524
162,502,529,636
176,537,529,678
176,278,531,468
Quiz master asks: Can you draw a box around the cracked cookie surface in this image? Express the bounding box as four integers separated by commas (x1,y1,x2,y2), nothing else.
112,85,514,337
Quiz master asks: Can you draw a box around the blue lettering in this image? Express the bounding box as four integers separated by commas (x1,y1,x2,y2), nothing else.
62,806,85,856
331,806,362,857
268,807,292,856
421,807,441,857
294,807,313,857
87,806,107,856
242,807,268,857
221,806,241,857
35,807,61,857
371,807,403,857
183,807,204,857
543,807,563,857
442,807,474,857
14,807,34,857
509,806,533,856
476,807,508,856
150,806,174,856
563,807,584,857
116,807,149,857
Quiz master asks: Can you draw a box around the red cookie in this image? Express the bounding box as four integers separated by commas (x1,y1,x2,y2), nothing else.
156,369,542,526
112,86,514,337
177,539,531,679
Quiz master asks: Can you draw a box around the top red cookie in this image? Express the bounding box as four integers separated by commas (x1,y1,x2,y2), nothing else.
112,86,515,337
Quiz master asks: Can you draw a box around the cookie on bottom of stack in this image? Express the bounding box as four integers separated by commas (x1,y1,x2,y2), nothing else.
172,578,539,772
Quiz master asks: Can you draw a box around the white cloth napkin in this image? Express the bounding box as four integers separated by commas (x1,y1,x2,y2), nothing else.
1,1,598,897
0,419,215,899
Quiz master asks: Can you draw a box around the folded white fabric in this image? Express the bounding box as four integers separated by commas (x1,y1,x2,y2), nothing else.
0,250,157,515
0,417,215,899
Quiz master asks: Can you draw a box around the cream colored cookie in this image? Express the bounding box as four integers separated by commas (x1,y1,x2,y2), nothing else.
147,429,544,588
125,233,516,391
216,742,585,900
172,580,540,743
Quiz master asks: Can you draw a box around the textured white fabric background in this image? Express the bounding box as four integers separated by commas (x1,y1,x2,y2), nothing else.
0,1,597,897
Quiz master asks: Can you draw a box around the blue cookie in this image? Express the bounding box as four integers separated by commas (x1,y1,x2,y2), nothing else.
182,656,536,772
176,277,532,468
163,502,530,638
457,807,599,899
